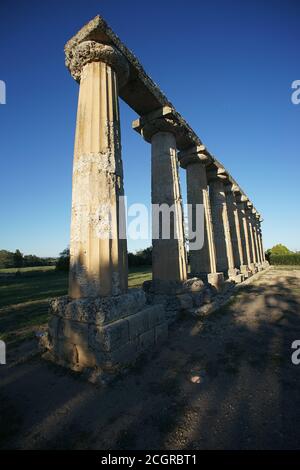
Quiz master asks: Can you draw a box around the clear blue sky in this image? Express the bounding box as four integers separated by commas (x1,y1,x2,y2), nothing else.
0,0,299,257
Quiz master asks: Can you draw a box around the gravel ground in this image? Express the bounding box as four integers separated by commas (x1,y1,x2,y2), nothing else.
0,267,300,450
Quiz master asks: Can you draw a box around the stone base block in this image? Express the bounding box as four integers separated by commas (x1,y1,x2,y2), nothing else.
263,261,270,269
144,278,206,324
231,274,244,283
249,263,258,274
228,267,240,279
143,277,204,295
42,291,167,378
240,264,251,277
207,272,224,291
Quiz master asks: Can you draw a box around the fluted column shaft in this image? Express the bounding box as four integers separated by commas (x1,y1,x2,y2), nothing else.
225,185,242,269
209,177,237,276
186,161,216,275
236,201,251,268
252,215,261,264
69,55,128,298
246,208,257,266
256,220,266,263
151,131,187,281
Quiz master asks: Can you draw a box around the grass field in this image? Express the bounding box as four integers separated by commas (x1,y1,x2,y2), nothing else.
0,266,152,347
0,266,56,274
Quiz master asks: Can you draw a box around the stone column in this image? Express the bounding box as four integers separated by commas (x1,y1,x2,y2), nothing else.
256,218,267,266
178,146,224,289
232,189,251,276
208,168,240,280
252,211,262,268
224,183,242,269
66,41,130,299
255,213,265,266
133,107,187,283
245,203,258,273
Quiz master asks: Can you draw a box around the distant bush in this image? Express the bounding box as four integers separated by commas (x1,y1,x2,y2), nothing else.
128,247,152,267
55,248,70,271
270,254,300,265
265,244,294,263
0,249,56,269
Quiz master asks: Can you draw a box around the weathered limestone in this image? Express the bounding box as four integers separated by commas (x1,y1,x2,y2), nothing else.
44,27,169,378
178,146,224,290
224,183,242,269
230,187,251,277
245,203,258,273
47,290,167,373
208,168,240,281
43,15,270,380
144,277,207,323
133,107,187,284
256,215,265,264
68,42,129,299
253,212,264,268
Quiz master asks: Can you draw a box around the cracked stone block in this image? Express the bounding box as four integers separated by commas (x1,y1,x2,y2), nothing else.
61,319,89,347
89,318,129,352
54,338,78,365
148,304,166,328
50,289,146,325
176,294,193,310
155,323,168,344
127,308,150,339
139,329,155,350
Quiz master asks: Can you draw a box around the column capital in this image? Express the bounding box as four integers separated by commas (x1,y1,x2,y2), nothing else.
207,166,229,183
178,145,213,169
132,106,187,143
224,181,240,195
65,40,129,86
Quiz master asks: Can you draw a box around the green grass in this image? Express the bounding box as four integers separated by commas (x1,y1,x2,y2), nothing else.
0,266,152,347
272,265,300,270
0,265,55,274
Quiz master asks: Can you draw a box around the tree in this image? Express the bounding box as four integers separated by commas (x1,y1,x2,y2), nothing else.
265,244,293,262
56,248,70,271
13,249,23,268
0,250,14,269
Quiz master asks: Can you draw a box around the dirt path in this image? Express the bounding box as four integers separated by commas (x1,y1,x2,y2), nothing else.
1,267,300,450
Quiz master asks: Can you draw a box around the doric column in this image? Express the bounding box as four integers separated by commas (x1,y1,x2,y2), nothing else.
245,203,258,272
178,146,224,289
256,217,267,265
254,213,264,265
66,41,130,298
208,168,239,279
224,183,242,269
133,107,187,282
252,211,262,267
236,199,252,267
232,189,251,276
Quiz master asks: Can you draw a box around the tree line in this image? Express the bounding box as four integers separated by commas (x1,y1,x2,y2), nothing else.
0,249,56,269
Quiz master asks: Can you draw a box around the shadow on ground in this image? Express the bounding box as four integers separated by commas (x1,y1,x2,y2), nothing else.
0,267,300,450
